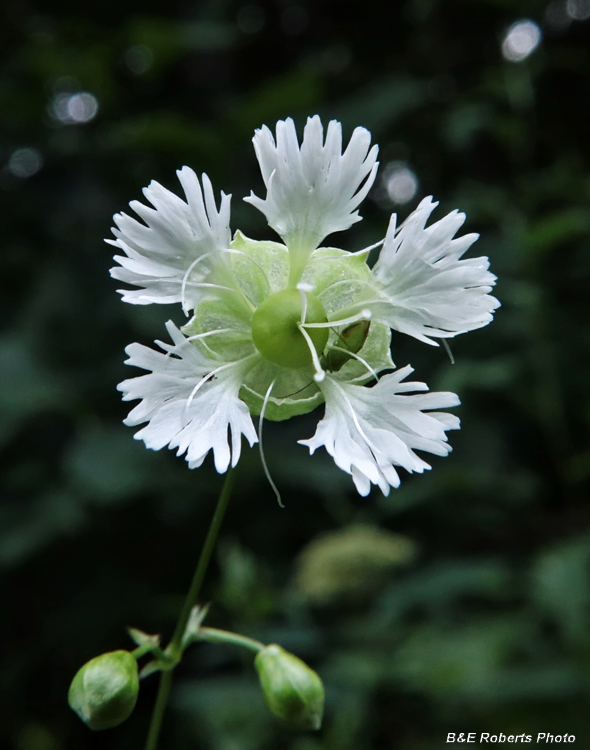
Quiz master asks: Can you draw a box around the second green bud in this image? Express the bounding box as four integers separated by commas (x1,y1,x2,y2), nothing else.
255,644,324,730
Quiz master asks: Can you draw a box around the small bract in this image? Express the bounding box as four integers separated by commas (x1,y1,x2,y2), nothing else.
109,116,499,495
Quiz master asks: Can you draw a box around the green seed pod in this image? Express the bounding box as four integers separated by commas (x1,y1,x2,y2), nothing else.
68,650,139,731
251,289,329,369
255,644,324,730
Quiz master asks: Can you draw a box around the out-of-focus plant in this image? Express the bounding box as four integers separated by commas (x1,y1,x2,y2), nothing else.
295,524,417,604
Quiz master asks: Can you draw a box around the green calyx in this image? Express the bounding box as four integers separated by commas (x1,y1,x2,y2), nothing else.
184,237,393,421
251,289,328,369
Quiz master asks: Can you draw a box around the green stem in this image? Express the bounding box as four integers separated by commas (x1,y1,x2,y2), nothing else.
196,627,264,654
132,644,158,660
144,671,172,750
144,466,237,750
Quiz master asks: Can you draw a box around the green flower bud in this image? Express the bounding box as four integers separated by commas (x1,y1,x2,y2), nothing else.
251,289,328,369
68,650,139,731
255,644,324,730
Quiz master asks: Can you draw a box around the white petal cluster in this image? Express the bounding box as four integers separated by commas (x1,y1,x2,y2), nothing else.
300,368,460,496
245,116,378,281
110,116,497,495
368,197,500,344
109,168,231,311
118,322,257,473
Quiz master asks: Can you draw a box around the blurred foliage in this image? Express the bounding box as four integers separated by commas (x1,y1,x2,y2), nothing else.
294,525,417,604
2,0,590,748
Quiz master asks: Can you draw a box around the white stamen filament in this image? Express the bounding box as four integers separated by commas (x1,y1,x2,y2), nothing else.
327,345,380,382
297,324,326,382
296,281,314,325
225,248,267,275
258,380,283,508
318,277,378,299
358,238,386,255
181,251,219,314
183,362,237,423
182,353,258,423
442,339,455,364
193,282,244,292
181,249,258,314
186,328,233,342
300,293,308,325
345,296,389,311
303,309,371,330
182,280,246,315
339,385,381,460
224,249,272,297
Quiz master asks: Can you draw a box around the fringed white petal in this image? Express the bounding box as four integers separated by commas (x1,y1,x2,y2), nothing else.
367,197,500,344
299,367,460,496
118,321,258,473
109,169,231,311
244,116,378,283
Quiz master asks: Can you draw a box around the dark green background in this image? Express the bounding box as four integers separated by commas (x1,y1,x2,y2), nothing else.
2,0,590,748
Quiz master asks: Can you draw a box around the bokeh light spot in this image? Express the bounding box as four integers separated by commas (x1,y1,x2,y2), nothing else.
50,92,99,125
566,0,590,20
383,163,418,205
8,148,43,178
501,20,542,62
544,1,572,31
125,45,154,74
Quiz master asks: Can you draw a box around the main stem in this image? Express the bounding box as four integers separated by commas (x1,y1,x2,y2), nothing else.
144,466,237,750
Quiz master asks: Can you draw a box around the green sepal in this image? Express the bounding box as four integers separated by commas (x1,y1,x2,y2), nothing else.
331,320,394,384
230,231,290,301
303,247,372,315
239,359,323,421
181,298,254,363
182,237,391,419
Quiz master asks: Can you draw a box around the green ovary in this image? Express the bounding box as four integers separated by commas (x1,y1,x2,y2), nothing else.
251,289,329,369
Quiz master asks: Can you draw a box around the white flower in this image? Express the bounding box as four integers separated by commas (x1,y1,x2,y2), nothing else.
110,116,498,495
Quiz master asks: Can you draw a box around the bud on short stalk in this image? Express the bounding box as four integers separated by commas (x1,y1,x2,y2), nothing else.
255,644,324,730
68,650,139,730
